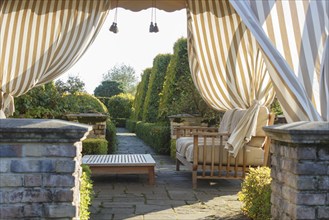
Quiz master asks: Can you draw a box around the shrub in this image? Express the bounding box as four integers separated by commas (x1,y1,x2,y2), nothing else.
107,93,134,119
13,82,63,118
62,92,108,114
82,138,108,155
126,119,137,132
170,139,177,159
113,118,126,127
80,165,94,220
94,80,124,98
135,121,171,154
238,167,272,220
132,68,151,121
106,119,117,153
142,54,171,123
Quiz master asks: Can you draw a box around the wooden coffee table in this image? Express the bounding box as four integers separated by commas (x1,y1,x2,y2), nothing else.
82,154,156,185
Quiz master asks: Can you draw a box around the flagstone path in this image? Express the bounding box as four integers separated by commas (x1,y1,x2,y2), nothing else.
90,128,249,220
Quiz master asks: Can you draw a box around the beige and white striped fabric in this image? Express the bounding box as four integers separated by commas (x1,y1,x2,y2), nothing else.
187,0,276,157
0,0,110,118
230,0,328,122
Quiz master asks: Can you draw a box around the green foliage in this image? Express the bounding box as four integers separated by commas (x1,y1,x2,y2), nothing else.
106,119,117,153
56,75,86,94
270,97,283,116
238,167,272,220
62,93,108,114
14,81,108,118
13,82,64,118
132,68,152,121
126,119,137,132
170,139,177,159
143,54,171,123
107,93,134,119
80,165,94,220
103,63,137,94
135,121,171,154
158,38,221,124
82,138,108,155
113,118,127,127
94,80,124,98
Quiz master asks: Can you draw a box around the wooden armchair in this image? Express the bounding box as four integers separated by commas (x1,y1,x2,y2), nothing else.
175,107,275,188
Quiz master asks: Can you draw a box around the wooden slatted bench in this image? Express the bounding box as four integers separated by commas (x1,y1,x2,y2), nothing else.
82,154,156,185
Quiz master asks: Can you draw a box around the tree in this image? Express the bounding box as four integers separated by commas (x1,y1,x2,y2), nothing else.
94,80,124,98
55,75,86,94
103,63,137,94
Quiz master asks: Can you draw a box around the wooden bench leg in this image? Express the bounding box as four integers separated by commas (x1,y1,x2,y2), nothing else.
148,167,155,185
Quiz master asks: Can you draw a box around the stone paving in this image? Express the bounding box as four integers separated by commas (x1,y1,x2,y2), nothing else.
90,128,249,220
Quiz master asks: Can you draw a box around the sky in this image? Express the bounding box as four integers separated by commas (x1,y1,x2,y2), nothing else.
58,8,187,94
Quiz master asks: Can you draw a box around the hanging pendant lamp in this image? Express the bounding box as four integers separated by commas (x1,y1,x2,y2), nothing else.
110,0,119,33
149,0,159,33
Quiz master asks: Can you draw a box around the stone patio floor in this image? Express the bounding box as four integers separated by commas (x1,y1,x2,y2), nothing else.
90,128,249,220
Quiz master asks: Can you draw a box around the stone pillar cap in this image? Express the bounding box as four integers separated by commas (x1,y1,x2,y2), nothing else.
263,121,329,144
0,119,92,143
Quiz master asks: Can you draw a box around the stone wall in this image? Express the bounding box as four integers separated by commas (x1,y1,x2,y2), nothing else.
0,119,91,219
264,122,329,220
65,113,108,139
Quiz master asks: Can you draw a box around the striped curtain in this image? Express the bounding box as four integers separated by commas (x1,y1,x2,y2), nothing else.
187,0,276,156
230,0,329,122
0,0,111,118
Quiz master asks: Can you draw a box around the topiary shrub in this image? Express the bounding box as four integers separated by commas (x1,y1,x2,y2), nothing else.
142,54,171,123
82,138,108,155
107,93,134,119
238,167,272,220
106,119,117,153
126,119,137,133
62,92,108,114
132,68,151,121
80,165,94,220
135,121,171,154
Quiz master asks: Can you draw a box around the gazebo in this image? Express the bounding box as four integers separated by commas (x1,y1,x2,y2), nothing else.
0,1,328,219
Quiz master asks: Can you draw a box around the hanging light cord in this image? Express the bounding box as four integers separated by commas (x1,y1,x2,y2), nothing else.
114,0,119,23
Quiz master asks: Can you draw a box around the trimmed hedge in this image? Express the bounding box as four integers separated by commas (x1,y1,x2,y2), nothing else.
126,119,137,133
135,121,171,154
142,54,171,123
132,68,151,121
80,165,94,220
82,138,108,155
170,139,177,159
113,118,126,128
106,93,134,119
106,119,117,154
238,167,272,220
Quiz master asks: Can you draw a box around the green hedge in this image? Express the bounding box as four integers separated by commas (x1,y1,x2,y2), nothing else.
126,119,137,133
142,54,171,123
113,118,126,127
135,122,171,154
80,165,94,220
238,167,272,220
82,138,108,155
170,139,176,159
132,68,152,121
106,119,117,154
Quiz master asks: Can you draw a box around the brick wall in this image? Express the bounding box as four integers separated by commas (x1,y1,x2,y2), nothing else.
264,122,329,220
0,119,91,219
